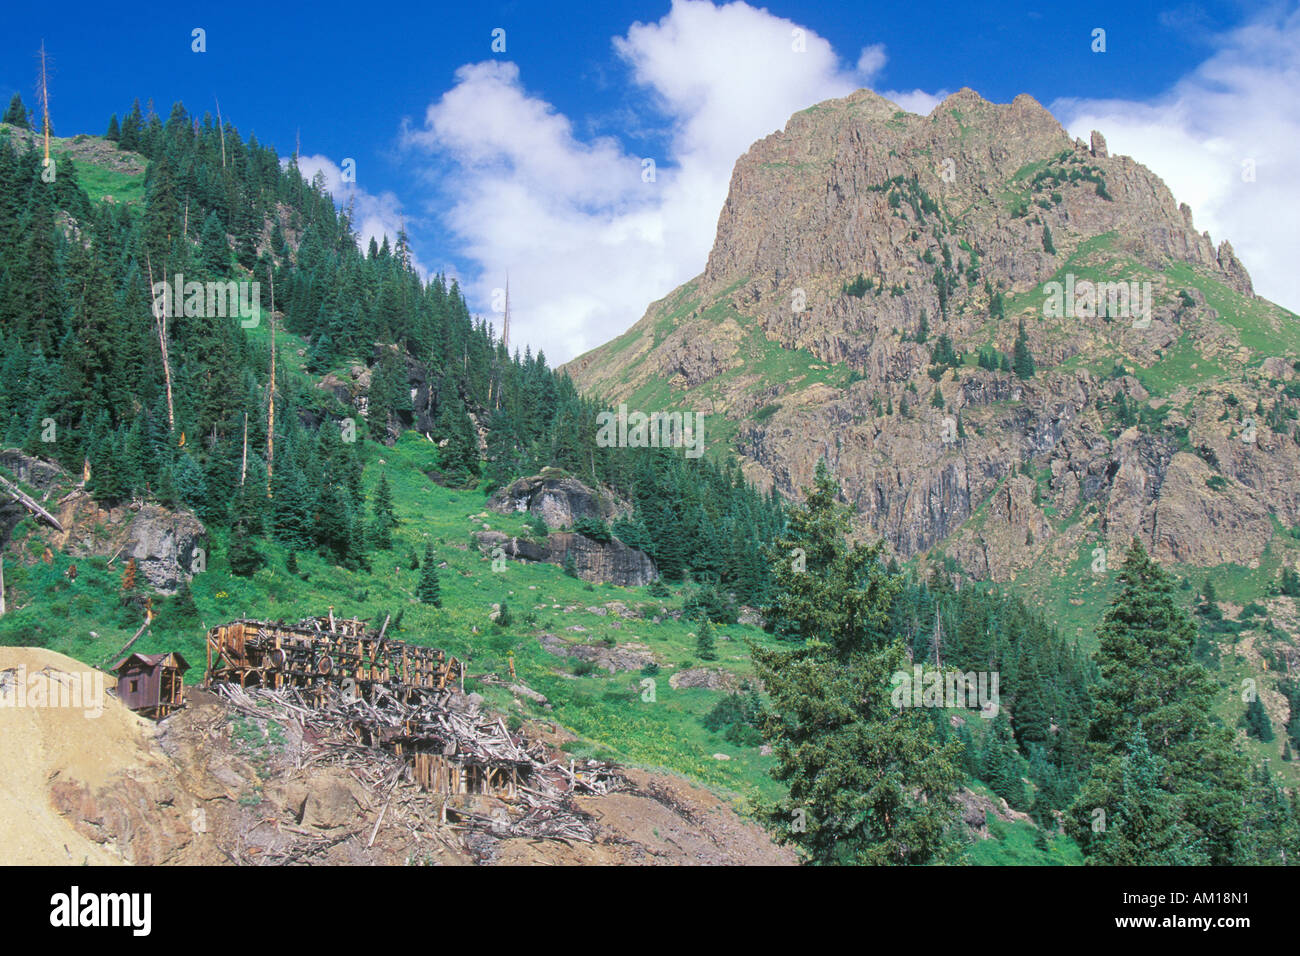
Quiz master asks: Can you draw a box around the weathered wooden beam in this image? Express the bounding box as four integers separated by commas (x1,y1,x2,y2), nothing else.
0,475,63,531
95,618,150,671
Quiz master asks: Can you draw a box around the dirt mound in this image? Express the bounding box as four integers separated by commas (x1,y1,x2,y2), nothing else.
0,647,162,864
497,769,796,865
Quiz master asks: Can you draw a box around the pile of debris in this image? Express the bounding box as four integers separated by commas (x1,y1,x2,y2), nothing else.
215,681,623,847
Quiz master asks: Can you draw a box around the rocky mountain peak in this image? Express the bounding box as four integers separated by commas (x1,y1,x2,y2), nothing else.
567,87,1296,595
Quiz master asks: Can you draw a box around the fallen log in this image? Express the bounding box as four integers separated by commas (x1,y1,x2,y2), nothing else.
0,474,63,531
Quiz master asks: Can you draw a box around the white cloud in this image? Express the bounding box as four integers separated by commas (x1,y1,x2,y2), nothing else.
1053,6,1300,314
400,2,1299,364
404,0,933,364
885,88,947,116
856,43,888,78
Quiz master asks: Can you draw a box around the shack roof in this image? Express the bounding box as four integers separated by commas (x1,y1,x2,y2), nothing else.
111,652,191,674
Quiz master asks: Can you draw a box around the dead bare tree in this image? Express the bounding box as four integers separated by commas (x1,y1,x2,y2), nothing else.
37,42,51,165
215,96,226,168
265,267,276,499
145,254,176,433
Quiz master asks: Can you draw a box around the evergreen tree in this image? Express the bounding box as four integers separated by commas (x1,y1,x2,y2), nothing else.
981,712,1031,810
227,520,265,576
1280,567,1300,597
695,618,718,661
118,99,143,151
930,333,958,370
170,574,198,618
172,452,209,517
990,290,1005,320
762,460,897,650
1013,320,1036,380
366,349,408,444
313,481,356,566
198,211,229,274
369,472,398,550
1042,224,1056,255
1233,763,1299,864
753,461,962,864
3,94,29,129
417,542,442,606
433,376,479,479
1072,724,1208,865
1245,696,1274,742
305,333,334,374
1067,539,1249,864
270,450,315,550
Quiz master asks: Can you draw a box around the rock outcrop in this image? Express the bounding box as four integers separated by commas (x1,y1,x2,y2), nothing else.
476,530,656,587
488,471,630,529
537,633,654,673
668,668,744,692
0,449,206,593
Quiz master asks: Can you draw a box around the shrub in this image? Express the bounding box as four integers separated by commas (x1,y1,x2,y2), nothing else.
572,517,611,543
684,584,738,625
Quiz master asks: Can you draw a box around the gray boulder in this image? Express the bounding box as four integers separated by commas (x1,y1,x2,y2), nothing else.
488,470,630,529
476,529,656,587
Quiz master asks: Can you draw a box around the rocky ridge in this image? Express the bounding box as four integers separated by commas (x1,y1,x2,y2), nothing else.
566,88,1300,582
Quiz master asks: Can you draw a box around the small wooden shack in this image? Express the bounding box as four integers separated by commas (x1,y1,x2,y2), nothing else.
112,652,190,719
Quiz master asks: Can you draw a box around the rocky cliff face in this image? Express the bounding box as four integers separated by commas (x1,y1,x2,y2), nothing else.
0,449,206,593
476,530,657,587
566,88,1300,582
488,471,630,529
316,345,488,451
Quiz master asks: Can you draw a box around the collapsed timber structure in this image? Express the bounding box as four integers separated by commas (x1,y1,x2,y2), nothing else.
205,614,621,843
205,614,462,700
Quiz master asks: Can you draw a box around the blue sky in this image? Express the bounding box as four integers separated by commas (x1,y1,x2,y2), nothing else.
3,1,1296,362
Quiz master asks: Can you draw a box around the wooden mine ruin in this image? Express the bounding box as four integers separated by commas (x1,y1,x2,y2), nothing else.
204,613,462,700
204,614,539,801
